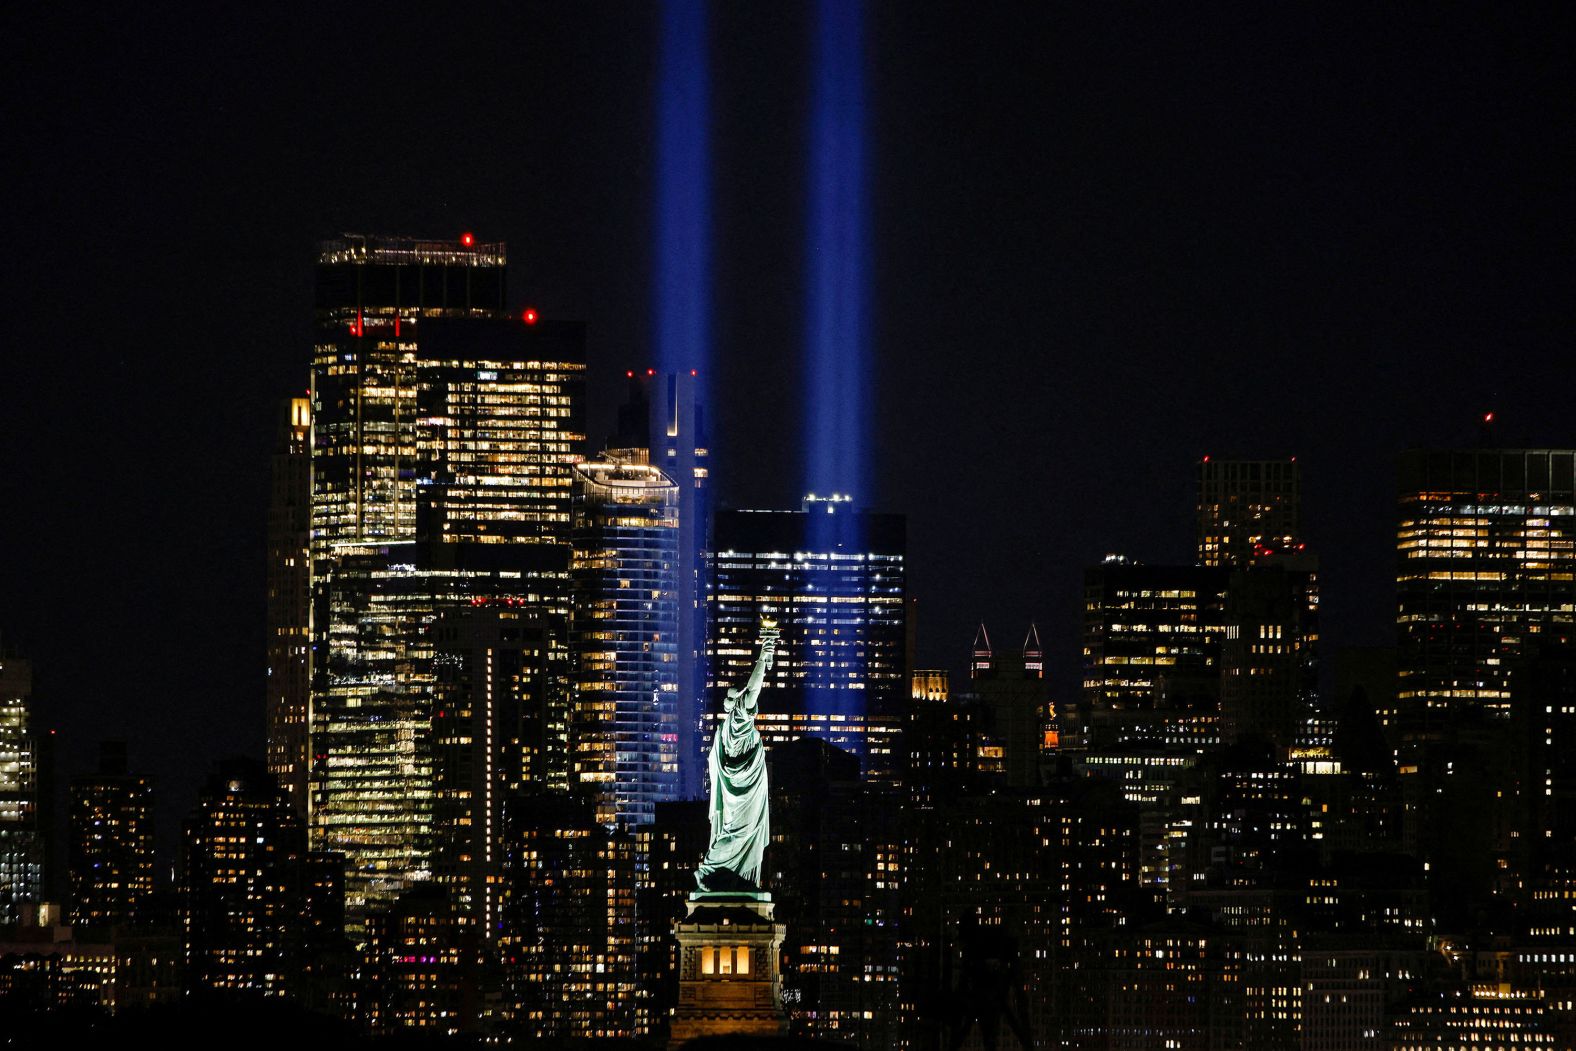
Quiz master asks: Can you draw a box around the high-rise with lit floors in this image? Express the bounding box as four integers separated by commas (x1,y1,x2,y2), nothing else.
266,396,311,814
570,450,680,826
309,233,509,561
613,371,710,798
68,741,154,929
1394,448,1576,735
0,653,42,925
1196,457,1322,751
1393,448,1576,915
182,759,344,998
1197,457,1302,568
431,602,572,937
307,236,587,926
1080,557,1229,751
707,498,907,776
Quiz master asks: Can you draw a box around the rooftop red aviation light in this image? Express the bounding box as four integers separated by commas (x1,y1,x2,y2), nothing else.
522,308,538,325
460,232,475,246
1484,411,1495,423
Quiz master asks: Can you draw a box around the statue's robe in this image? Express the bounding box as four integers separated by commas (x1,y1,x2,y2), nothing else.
695,689,769,890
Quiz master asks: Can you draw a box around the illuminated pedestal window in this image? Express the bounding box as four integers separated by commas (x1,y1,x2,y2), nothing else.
669,896,785,1047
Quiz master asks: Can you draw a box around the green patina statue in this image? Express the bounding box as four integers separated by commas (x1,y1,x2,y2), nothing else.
694,618,780,894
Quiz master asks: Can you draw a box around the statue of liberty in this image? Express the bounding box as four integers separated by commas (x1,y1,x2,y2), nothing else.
694,618,780,894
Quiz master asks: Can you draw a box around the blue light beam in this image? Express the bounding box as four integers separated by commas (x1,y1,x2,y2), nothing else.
804,1,872,767
656,0,712,384
805,0,870,502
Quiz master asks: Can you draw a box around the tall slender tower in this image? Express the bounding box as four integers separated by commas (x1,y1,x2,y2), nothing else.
0,653,42,924
266,396,311,813
614,372,710,797
1196,457,1321,751
571,450,680,826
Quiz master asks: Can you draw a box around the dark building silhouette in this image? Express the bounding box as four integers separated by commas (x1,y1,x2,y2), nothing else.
766,738,904,1045
1220,556,1321,751
970,624,1052,788
265,397,311,815
430,604,571,942
361,882,479,1035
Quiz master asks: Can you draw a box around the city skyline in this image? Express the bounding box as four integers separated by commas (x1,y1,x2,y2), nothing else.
5,4,1572,841
2,4,1574,1046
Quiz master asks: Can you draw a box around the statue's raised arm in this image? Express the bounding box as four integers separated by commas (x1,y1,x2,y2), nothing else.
694,618,779,894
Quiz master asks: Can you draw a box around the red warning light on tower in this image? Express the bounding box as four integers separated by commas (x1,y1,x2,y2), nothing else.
460,232,476,247
1484,411,1495,424
522,308,539,325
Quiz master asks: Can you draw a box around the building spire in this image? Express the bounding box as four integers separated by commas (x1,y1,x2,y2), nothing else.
1022,623,1044,677
971,623,992,678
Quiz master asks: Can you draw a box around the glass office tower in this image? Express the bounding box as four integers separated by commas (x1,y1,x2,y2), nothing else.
1395,448,1576,735
307,245,587,926
707,498,906,777
309,234,508,560
571,451,680,826
613,371,711,798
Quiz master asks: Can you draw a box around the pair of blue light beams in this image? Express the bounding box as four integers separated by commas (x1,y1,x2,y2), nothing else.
656,0,868,502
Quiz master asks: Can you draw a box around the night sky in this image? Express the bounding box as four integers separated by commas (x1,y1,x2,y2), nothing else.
3,4,1572,841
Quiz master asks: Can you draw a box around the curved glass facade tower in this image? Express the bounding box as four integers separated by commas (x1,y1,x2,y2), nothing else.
571,452,681,826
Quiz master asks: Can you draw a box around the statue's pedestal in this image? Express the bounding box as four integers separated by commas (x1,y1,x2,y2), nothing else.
668,892,786,1047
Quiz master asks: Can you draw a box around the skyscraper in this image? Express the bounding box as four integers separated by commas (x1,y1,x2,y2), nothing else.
1219,555,1321,750
1080,557,1229,751
707,498,907,776
266,396,311,814
1193,457,1323,751
613,370,711,798
1394,448,1576,735
1393,448,1576,916
430,602,572,937
68,741,154,929
570,450,680,826
1196,457,1302,568
313,543,570,922
307,239,587,927
309,234,508,561
0,653,42,926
